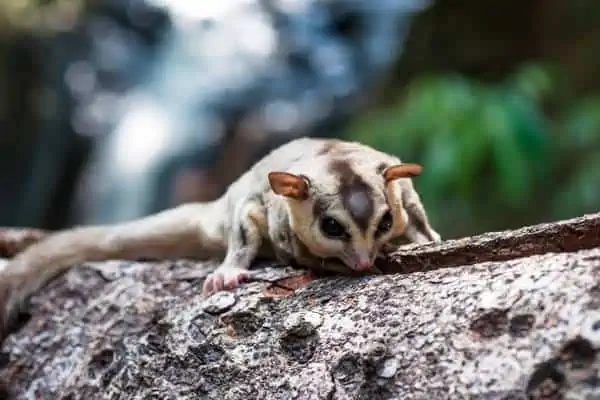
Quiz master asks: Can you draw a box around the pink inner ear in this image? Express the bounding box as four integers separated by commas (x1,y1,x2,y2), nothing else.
268,172,309,200
383,164,423,182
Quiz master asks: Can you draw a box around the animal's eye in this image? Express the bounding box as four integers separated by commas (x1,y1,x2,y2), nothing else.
320,217,348,240
376,211,393,236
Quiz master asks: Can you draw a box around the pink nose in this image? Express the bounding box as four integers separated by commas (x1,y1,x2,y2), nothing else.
355,259,373,271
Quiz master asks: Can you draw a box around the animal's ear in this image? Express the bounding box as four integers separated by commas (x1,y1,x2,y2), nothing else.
382,164,423,185
268,172,310,200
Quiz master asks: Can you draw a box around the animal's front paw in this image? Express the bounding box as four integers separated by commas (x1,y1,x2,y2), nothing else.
202,266,250,295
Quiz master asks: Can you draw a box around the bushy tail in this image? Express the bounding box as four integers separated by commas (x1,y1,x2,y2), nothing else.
0,201,225,341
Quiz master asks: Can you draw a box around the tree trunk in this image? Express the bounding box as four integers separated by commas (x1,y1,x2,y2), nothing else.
1,213,600,399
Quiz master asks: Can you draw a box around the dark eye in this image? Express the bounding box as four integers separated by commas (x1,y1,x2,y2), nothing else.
320,217,348,240
376,211,393,236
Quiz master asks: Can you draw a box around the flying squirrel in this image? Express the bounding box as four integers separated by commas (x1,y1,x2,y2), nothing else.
0,137,440,341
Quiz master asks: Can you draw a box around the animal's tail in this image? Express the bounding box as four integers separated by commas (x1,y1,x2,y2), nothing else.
0,201,225,341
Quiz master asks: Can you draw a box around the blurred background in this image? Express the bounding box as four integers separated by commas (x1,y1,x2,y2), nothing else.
0,0,598,240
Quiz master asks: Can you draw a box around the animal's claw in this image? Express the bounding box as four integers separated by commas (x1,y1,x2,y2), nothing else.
202,266,250,295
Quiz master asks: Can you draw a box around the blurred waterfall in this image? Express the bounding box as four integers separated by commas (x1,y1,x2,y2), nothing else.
17,0,431,227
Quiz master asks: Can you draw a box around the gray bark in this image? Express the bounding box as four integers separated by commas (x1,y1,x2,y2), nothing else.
1,213,600,399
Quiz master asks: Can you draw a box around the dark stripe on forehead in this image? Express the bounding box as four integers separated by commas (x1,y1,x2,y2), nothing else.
328,159,374,232
316,140,339,156
317,139,358,157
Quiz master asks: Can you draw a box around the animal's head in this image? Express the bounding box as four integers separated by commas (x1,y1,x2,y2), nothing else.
268,159,440,272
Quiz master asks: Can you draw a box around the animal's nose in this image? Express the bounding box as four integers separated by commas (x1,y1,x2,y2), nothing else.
356,259,373,270
353,251,373,271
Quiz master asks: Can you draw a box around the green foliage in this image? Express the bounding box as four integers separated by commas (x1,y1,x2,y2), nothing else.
345,64,600,238
550,98,600,220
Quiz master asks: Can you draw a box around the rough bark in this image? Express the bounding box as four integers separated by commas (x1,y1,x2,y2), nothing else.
380,212,600,273
0,213,599,399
